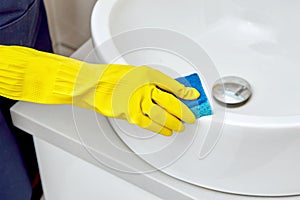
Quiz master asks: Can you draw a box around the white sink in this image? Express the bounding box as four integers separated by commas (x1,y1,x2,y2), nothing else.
91,0,300,196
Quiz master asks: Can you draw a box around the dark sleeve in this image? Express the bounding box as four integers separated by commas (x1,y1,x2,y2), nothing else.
0,0,41,47
0,111,32,200
0,0,35,25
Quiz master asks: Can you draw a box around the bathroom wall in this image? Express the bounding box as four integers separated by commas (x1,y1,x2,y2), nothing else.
43,0,97,56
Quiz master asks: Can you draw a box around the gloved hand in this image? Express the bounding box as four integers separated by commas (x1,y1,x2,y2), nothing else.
0,45,200,136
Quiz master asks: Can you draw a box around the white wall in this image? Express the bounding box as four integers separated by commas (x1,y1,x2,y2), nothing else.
44,0,97,56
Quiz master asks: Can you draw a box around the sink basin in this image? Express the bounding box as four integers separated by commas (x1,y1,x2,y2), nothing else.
91,0,300,196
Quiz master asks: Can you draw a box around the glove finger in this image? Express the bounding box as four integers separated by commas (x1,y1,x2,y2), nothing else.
135,113,173,136
152,88,196,124
150,68,200,100
143,101,185,132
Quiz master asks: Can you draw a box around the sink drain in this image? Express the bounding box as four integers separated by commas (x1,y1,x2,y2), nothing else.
212,76,252,106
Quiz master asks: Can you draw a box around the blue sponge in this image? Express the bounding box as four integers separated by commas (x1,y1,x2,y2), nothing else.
175,73,213,118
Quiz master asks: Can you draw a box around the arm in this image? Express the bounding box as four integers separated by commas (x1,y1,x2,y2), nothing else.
0,45,199,136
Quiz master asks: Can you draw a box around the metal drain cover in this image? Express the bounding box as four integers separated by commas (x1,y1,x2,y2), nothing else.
213,76,252,105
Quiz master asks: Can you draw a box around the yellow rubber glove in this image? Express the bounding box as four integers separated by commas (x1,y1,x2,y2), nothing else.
0,45,200,136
